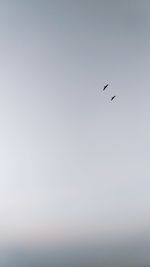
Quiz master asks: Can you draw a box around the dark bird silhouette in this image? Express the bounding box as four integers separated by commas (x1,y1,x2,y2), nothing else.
103,84,108,91
111,96,116,101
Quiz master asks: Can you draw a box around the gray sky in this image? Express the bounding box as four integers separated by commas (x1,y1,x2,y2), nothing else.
0,0,150,247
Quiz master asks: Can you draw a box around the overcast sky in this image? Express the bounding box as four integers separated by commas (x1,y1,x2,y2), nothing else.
0,0,150,248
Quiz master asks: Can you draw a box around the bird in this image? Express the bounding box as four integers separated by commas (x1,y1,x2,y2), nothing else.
103,84,108,91
111,96,116,101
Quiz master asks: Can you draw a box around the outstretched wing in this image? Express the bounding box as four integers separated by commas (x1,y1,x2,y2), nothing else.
103,84,108,90
111,96,116,101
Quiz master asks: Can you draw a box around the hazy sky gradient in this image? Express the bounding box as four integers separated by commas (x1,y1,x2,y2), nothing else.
0,0,150,246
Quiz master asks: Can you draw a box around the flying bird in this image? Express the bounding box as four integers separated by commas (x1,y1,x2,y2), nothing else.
103,84,108,91
111,96,116,101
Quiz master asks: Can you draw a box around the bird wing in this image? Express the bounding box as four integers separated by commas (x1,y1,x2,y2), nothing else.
111,96,116,101
103,84,108,90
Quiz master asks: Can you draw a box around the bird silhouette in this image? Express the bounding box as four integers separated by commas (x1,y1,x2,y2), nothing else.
111,96,116,101
103,84,108,91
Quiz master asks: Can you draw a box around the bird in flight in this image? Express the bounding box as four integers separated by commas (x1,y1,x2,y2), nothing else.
111,95,116,101
103,84,109,91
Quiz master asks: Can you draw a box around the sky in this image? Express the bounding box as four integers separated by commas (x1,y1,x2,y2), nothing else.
0,0,150,255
